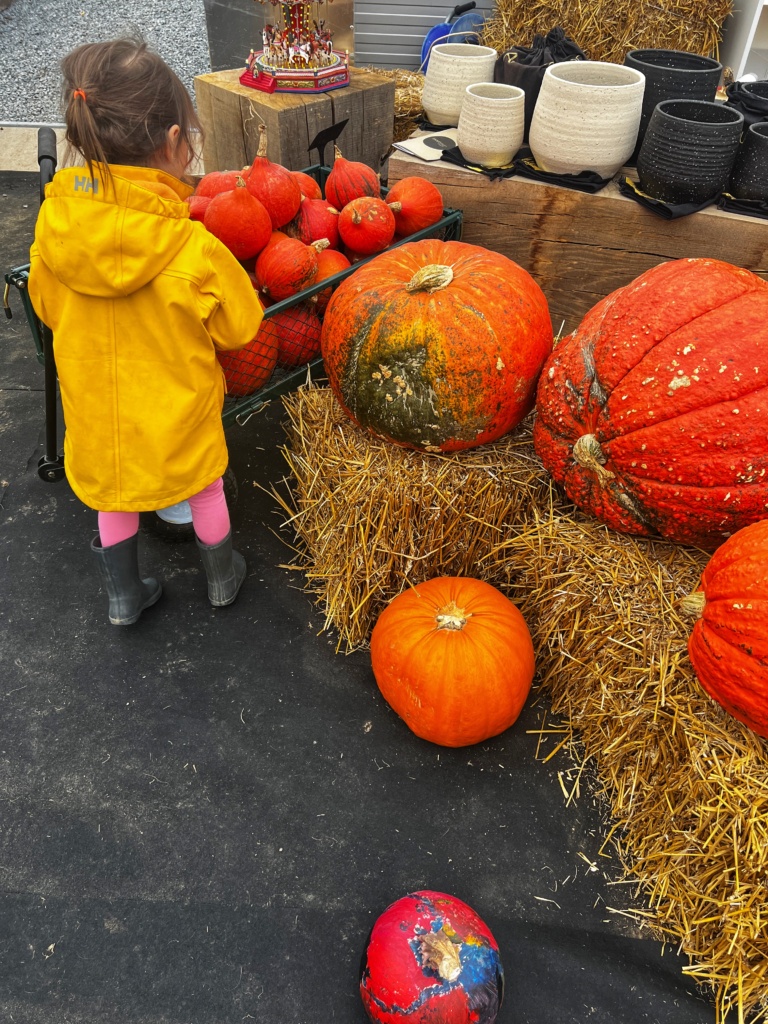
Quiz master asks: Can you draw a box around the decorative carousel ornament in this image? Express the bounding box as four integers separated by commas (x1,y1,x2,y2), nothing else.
241,0,350,94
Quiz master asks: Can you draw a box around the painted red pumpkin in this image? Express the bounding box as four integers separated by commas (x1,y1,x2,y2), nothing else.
203,178,272,261
321,239,553,452
338,196,396,255
681,520,768,736
360,890,504,1024
254,236,325,301
533,258,768,551
370,577,534,747
313,248,352,315
217,314,278,397
245,125,302,229
385,176,445,237
325,145,381,209
193,170,240,198
291,170,323,200
269,303,323,367
286,197,340,249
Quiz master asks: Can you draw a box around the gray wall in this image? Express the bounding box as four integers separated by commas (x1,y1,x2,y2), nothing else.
354,0,496,71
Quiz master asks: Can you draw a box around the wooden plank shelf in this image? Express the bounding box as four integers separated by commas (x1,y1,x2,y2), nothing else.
388,152,768,336
194,67,395,173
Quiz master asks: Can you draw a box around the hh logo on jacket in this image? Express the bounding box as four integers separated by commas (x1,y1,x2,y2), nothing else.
74,175,99,194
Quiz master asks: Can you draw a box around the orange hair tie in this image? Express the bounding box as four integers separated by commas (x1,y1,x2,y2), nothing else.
73,89,87,101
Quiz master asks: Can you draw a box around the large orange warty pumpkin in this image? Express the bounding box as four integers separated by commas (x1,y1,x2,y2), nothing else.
321,239,553,452
370,577,535,747
534,258,768,551
681,520,768,737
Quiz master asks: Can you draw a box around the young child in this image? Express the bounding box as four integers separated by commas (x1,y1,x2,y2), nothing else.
28,37,264,625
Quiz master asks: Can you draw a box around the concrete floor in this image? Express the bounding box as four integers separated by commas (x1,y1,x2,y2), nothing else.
0,166,722,1024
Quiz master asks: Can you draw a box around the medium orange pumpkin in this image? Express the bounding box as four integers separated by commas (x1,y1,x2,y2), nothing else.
370,577,535,747
203,177,272,260
217,311,278,397
245,125,302,229
321,239,553,452
254,236,326,301
385,176,445,236
291,170,323,200
338,196,396,255
325,145,381,209
681,520,768,737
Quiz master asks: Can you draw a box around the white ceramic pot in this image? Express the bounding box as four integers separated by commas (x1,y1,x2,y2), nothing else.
528,61,646,178
421,43,498,127
457,82,525,167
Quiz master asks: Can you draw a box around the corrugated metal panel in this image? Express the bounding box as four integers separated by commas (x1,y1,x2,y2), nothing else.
354,0,496,70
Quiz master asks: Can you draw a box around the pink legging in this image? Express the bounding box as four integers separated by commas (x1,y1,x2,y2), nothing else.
98,477,230,547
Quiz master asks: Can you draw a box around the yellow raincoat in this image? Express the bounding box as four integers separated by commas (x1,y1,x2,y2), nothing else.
28,164,264,512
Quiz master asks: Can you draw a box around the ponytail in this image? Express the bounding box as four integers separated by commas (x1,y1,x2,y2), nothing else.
60,36,202,186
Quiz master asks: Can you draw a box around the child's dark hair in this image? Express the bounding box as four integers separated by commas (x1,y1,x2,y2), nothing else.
61,35,202,179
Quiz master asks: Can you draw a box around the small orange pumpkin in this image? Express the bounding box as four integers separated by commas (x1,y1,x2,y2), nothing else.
385,176,445,237
681,520,768,737
370,577,535,747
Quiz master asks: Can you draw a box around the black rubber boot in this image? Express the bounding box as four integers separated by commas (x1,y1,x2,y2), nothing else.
91,534,163,625
196,531,246,607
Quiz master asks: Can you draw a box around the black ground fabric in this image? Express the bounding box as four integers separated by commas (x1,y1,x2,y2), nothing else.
1,170,721,1023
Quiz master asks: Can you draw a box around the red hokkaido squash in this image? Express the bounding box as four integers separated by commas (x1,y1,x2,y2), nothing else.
269,303,323,367
533,258,768,551
203,178,272,261
254,236,326,301
286,197,340,249
370,576,535,747
291,170,323,200
338,196,396,255
313,248,351,316
681,520,768,737
360,891,504,1024
321,239,553,452
385,176,445,237
193,170,240,198
245,125,302,229
325,145,381,209
217,312,278,397
186,193,211,222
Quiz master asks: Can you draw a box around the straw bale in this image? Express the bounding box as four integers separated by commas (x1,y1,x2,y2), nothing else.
480,0,733,66
364,67,425,143
275,384,768,1022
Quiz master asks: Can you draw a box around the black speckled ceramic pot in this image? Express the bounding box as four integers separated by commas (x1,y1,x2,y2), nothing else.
636,99,744,204
624,49,721,160
729,121,768,201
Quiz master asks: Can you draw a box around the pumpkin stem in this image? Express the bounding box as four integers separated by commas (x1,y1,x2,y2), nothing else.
333,144,343,161
235,175,247,188
405,264,454,294
257,123,268,158
572,433,615,487
679,591,706,618
435,600,471,631
352,209,362,225
418,928,462,982
311,238,331,252
388,201,403,213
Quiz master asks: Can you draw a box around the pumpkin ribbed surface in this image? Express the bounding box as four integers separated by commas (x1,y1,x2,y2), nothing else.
682,521,768,736
370,576,535,747
321,239,552,452
533,258,768,551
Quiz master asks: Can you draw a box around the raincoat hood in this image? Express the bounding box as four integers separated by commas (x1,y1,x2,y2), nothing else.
34,164,195,297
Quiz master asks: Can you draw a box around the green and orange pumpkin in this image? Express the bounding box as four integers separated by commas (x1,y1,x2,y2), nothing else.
533,258,768,551
320,239,553,452
370,576,535,747
681,520,768,737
